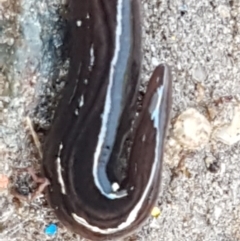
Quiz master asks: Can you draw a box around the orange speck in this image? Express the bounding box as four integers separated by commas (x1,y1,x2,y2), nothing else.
0,174,9,190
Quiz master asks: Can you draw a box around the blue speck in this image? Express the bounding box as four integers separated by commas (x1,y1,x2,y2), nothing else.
44,223,57,236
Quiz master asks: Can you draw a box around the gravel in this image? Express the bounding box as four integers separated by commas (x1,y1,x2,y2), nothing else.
0,0,240,241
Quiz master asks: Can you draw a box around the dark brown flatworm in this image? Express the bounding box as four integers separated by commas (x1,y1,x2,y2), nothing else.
42,0,172,240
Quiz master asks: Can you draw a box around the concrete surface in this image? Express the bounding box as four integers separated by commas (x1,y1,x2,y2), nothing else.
0,0,239,241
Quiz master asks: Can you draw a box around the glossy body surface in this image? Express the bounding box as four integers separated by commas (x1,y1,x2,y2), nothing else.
42,0,172,240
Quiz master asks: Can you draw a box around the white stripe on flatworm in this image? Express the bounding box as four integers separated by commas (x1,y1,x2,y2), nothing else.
79,95,84,107
56,143,66,194
92,0,126,199
73,69,166,234
89,44,95,70
76,20,82,27
75,109,79,116
74,95,84,115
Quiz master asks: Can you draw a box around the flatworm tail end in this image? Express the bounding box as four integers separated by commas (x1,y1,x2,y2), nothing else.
120,63,172,236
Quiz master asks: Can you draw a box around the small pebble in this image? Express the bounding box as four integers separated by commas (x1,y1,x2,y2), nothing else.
151,206,161,218
192,64,207,82
151,57,158,66
217,5,230,18
212,104,240,145
195,83,205,102
204,157,219,173
173,108,212,149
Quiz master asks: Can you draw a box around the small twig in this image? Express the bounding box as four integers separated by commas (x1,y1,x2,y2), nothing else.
25,116,43,159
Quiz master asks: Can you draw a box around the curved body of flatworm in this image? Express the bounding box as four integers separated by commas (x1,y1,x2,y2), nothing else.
42,0,172,240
